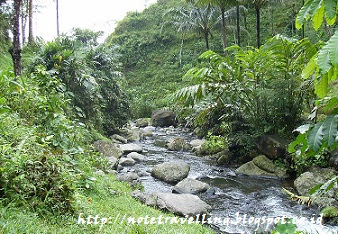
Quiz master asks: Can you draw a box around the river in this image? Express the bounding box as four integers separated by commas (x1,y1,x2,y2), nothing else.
120,126,338,233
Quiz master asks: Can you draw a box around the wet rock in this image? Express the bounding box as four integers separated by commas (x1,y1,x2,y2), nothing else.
154,192,211,216
256,135,289,160
151,161,190,183
119,157,136,166
189,139,206,152
108,156,118,167
111,134,127,144
236,155,288,179
118,172,140,183
216,150,231,165
135,118,150,127
127,152,145,161
132,191,211,216
151,110,177,127
294,167,337,197
120,143,143,154
93,140,123,158
173,178,210,194
143,126,156,132
236,161,276,177
140,128,153,138
166,137,191,151
126,128,141,142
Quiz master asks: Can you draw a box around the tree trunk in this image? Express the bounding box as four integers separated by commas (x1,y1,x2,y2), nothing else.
28,0,33,43
10,0,22,76
236,3,240,46
255,6,261,48
56,0,59,36
204,31,209,50
220,7,227,53
21,10,26,45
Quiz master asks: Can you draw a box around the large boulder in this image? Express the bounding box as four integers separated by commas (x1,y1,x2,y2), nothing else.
151,161,190,183
155,192,211,216
166,137,191,151
132,191,211,216
93,140,123,158
235,155,288,179
151,110,177,127
236,161,275,177
256,135,289,160
173,178,210,194
120,143,143,154
294,167,337,196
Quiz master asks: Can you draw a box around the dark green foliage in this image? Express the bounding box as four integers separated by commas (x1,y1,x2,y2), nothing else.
173,36,313,156
29,30,130,135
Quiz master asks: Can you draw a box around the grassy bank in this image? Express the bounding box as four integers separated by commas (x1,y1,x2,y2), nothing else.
1,173,214,234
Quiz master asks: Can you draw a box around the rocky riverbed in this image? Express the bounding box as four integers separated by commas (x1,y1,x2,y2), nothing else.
93,117,337,234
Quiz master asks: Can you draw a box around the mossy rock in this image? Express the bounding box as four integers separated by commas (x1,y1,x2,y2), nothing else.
322,206,338,218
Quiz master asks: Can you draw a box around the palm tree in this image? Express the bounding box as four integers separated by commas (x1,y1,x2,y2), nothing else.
164,4,216,50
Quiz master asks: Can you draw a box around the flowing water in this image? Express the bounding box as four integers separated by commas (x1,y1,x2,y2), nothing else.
121,126,338,234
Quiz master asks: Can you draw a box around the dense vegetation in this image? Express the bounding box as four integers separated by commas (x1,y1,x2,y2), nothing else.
0,0,337,233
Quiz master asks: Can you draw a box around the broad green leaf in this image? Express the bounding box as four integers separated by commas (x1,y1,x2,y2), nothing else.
325,97,338,112
322,114,338,147
315,73,328,98
324,0,337,24
328,30,338,65
296,0,315,29
302,55,317,79
312,3,325,30
317,44,331,73
308,121,324,152
288,133,307,153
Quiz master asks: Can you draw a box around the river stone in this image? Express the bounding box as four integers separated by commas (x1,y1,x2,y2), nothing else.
253,155,277,173
131,191,157,207
127,152,145,161
118,172,140,183
119,157,136,166
135,118,150,127
108,156,118,167
294,167,337,197
167,137,191,151
236,161,276,177
151,110,177,127
126,128,141,142
120,143,143,154
93,140,123,158
173,178,210,194
256,135,289,160
151,161,190,183
216,150,231,165
111,134,127,144
190,139,206,152
155,192,211,216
